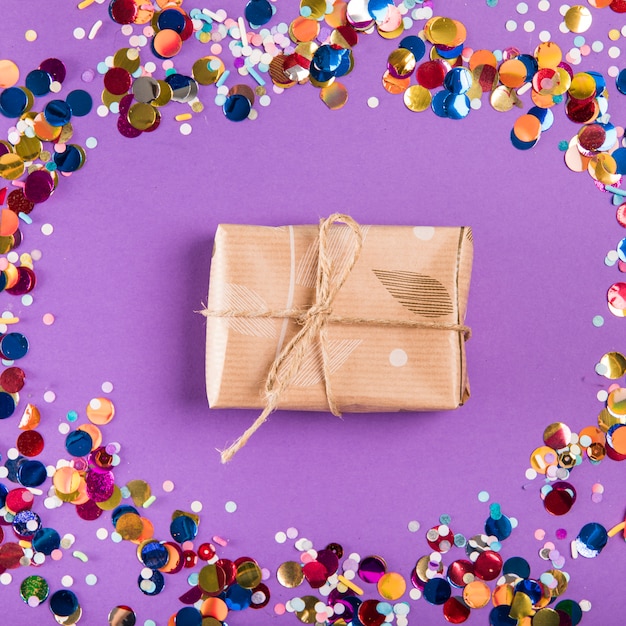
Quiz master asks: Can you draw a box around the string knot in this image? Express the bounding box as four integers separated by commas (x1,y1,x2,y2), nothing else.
300,302,333,324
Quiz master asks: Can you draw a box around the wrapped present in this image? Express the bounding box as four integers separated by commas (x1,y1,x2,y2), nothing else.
203,214,473,461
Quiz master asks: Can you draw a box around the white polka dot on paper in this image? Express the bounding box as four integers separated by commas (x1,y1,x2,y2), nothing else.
592,40,603,53
225,500,237,513
0,467,8,479
162,480,174,492
85,574,98,586
58,423,70,436
505,20,518,32
389,348,408,367
516,2,528,14
608,66,619,78
558,3,570,16
179,123,192,135
286,527,298,539
7,448,18,460
539,30,551,42
558,22,569,34
259,95,271,106
470,98,482,110
0,573,13,585
96,528,108,540
538,0,550,11
21,294,33,306
597,390,608,402
121,24,133,36
27,596,40,607
409,588,421,600
41,224,53,236
524,20,535,32
608,46,621,59
190,500,203,513
248,108,258,121
73,27,85,39
50,81,61,93
413,226,435,240
44,390,56,403
85,137,98,149
367,96,379,108
275,531,287,544
61,575,73,587
580,600,592,612
408,520,420,532
101,381,113,393
96,105,109,117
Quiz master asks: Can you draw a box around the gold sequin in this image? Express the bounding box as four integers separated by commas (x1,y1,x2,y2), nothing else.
564,6,593,34
276,561,304,588
320,81,348,110
403,85,432,112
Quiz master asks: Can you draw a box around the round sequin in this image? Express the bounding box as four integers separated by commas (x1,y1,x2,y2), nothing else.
0,332,29,359
33,527,61,554
358,555,387,583
20,575,49,605
543,481,577,515
575,522,607,557
423,577,452,605
16,430,44,456
86,397,115,424
107,605,136,626
0,366,25,392
17,459,47,487
49,589,79,617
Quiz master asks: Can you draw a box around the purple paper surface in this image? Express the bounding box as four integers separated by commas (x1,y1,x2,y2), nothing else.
1,1,625,625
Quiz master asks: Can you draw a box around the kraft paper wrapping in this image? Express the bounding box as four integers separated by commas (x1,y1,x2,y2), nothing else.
205,221,473,413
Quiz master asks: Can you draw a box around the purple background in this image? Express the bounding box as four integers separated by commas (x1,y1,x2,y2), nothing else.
2,1,626,624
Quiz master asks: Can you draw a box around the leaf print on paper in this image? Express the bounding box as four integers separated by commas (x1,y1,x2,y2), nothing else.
296,225,370,288
221,283,277,339
287,339,363,387
373,270,454,318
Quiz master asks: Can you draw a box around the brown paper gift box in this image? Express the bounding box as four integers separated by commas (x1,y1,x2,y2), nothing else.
205,216,473,414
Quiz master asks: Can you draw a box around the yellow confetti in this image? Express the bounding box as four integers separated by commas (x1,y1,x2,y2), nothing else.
175,113,193,121
337,575,364,596
78,0,96,7
607,521,626,537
